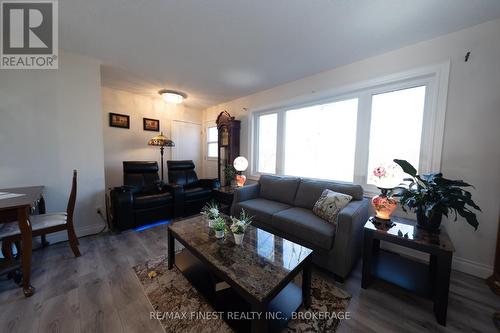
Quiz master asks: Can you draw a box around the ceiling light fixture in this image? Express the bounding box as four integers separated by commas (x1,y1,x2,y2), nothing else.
158,89,187,104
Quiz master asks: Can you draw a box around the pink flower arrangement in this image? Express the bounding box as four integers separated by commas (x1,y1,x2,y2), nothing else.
373,166,386,178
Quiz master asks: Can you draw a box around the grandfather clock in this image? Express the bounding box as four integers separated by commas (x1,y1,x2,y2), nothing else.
216,111,240,186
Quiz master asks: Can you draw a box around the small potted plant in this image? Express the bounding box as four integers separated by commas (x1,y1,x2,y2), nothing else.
390,159,481,233
212,216,227,239
201,200,220,227
223,165,237,187
230,209,253,245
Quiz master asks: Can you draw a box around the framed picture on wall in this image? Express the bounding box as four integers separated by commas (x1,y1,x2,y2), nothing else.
109,113,130,129
143,118,160,132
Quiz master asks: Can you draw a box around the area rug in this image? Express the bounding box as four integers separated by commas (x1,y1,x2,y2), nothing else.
133,255,351,333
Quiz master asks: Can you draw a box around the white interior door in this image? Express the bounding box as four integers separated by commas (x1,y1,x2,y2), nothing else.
171,121,202,174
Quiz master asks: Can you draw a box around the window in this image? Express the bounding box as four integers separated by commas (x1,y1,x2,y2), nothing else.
207,126,218,158
367,86,426,185
284,98,358,182
251,63,449,191
256,113,278,173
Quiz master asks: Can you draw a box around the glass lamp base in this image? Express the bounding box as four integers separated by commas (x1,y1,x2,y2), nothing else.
371,192,397,220
235,174,246,187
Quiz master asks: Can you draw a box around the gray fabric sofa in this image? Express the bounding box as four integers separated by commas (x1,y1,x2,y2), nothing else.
231,175,369,280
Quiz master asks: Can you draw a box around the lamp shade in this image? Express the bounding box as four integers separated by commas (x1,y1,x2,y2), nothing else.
148,132,175,147
370,163,402,189
233,156,248,172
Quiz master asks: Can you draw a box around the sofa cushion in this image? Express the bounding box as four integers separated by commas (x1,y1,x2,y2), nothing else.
312,189,352,225
134,192,173,209
272,207,335,250
235,198,291,222
294,179,363,209
259,175,300,205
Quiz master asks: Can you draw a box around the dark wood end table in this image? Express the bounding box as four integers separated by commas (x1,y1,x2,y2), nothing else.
212,186,236,214
361,216,454,326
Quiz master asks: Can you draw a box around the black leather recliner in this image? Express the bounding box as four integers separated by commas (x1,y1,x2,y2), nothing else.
167,160,220,217
110,161,181,230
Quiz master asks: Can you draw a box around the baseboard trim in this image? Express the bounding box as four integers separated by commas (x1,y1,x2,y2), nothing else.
44,222,107,244
381,243,493,278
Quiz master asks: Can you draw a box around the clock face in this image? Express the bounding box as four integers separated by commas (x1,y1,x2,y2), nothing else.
221,128,229,146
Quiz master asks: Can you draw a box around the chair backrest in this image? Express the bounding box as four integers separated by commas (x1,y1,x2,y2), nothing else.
66,170,77,225
167,160,198,186
123,161,159,192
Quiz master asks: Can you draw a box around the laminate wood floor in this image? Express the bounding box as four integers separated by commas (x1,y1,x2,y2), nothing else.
0,224,498,333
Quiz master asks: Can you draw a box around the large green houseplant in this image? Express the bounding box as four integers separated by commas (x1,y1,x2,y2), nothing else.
390,159,480,232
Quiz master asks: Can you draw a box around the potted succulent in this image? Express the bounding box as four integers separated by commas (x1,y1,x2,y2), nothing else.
390,159,481,233
230,209,253,245
201,200,220,227
212,216,227,239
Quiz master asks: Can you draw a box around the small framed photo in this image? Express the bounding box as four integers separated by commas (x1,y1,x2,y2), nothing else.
143,118,160,132
109,113,130,129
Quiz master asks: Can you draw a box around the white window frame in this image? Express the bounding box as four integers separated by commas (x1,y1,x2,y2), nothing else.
206,125,218,160
249,62,450,195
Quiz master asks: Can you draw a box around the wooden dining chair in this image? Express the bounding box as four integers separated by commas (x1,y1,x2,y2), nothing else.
0,170,80,259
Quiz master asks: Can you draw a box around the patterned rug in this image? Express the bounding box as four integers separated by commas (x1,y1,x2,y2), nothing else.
133,255,351,333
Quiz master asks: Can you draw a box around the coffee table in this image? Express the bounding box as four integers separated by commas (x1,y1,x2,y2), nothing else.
167,215,314,333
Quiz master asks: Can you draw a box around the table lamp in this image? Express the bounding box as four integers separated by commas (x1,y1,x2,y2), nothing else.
233,156,248,187
148,132,174,181
370,163,401,221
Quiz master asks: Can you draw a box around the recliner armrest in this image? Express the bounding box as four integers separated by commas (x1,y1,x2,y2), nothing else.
161,183,184,217
110,187,135,230
197,178,220,189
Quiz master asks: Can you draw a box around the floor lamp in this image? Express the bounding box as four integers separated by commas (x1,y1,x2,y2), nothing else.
148,132,175,181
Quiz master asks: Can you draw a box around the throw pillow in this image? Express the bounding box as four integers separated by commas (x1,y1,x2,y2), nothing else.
313,189,352,225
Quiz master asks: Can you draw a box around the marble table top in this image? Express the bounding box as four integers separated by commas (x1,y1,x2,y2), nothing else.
364,216,455,252
169,215,313,302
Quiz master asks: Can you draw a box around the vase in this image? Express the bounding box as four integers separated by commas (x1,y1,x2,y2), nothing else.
371,188,397,220
416,207,443,233
233,233,244,245
215,230,225,239
235,174,246,187
208,219,214,228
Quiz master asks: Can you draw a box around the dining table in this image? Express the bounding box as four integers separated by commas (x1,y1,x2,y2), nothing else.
0,186,45,297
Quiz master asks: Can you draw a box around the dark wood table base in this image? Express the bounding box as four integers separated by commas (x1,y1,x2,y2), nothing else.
172,249,309,333
167,226,312,333
362,217,454,326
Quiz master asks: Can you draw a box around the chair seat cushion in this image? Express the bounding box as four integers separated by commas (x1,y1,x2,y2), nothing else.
134,192,173,209
0,213,68,239
236,198,291,222
184,187,212,201
272,207,335,250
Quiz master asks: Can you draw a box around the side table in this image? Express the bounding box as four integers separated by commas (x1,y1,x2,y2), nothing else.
361,216,454,326
212,186,237,215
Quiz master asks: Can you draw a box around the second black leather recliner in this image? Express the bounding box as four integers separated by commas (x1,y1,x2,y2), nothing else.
167,160,220,217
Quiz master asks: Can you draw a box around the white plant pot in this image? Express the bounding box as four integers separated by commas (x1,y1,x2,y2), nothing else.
215,230,225,239
233,233,244,245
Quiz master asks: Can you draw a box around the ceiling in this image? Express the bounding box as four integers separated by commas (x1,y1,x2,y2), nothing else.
59,0,500,109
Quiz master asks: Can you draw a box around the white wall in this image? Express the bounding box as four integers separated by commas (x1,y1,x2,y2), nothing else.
203,18,500,277
102,87,202,189
0,51,106,239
